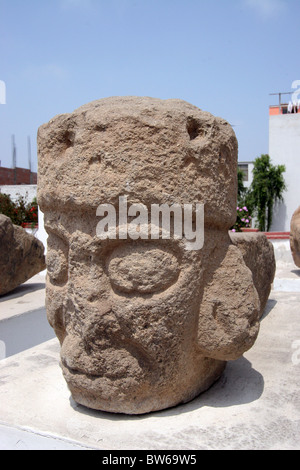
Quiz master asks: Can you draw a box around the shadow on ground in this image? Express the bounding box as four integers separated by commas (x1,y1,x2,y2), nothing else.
0,282,45,302
291,269,300,277
261,298,277,320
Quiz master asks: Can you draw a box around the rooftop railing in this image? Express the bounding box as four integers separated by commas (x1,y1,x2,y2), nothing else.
269,92,300,115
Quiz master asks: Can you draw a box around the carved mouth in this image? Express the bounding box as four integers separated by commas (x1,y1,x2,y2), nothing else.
60,332,156,382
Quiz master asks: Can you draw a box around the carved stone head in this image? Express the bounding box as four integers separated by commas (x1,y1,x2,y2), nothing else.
37,97,260,414
291,206,300,268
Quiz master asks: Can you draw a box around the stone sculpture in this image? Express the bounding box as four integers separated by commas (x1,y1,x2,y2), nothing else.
37,96,262,414
229,231,276,317
0,214,46,296
290,206,300,268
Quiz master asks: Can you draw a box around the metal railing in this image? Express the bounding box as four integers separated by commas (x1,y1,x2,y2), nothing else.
269,92,295,114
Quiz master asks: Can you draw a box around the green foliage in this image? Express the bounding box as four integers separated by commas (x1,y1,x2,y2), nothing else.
233,169,254,232
237,168,247,201
250,154,286,232
0,193,38,227
0,193,18,224
234,155,286,232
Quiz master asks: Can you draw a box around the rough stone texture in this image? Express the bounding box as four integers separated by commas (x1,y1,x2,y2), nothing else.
0,214,46,296
290,206,300,268
37,96,261,415
229,232,276,317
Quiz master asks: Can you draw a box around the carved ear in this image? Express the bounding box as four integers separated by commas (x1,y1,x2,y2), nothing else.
197,244,260,361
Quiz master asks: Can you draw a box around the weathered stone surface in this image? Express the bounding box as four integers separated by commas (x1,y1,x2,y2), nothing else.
37,96,261,414
0,214,46,296
290,206,300,268
230,231,276,317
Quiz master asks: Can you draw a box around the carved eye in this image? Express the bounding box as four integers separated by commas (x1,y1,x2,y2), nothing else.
107,244,180,295
46,233,69,286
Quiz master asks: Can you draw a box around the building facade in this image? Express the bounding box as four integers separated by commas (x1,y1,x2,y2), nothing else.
269,105,300,231
238,161,254,189
0,166,37,185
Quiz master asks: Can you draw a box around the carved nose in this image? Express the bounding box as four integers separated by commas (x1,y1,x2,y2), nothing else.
107,243,180,295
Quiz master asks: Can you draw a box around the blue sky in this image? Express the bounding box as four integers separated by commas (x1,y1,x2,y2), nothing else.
0,0,299,171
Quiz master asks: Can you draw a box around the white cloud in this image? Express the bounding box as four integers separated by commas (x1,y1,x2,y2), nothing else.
244,0,287,19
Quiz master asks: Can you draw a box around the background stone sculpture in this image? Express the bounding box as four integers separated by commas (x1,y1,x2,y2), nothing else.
38,96,262,414
0,214,46,296
290,207,300,268
229,231,276,317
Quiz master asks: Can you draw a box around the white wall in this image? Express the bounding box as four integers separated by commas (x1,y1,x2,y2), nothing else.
269,114,300,231
0,184,37,204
